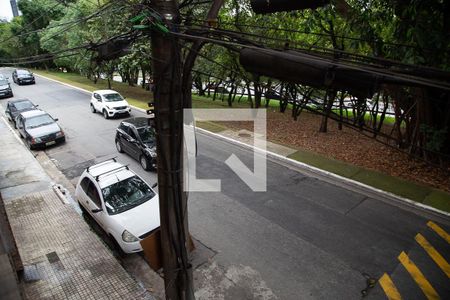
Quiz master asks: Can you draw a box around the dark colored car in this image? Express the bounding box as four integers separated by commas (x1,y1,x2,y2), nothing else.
5,99,38,127
115,117,157,171
16,110,65,150
12,69,35,85
0,78,13,98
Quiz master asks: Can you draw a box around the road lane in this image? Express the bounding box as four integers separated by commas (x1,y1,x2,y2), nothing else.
1,68,449,299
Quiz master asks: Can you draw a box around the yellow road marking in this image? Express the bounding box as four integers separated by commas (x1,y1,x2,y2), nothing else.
416,234,450,278
398,252,440,299
379,273,402,300
427,221,450,244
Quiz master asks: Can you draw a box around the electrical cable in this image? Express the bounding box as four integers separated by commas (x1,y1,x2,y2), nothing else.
39,4,122,45
181,16,439,51
180,21,450,82
0,1,64,44
170,31,450,91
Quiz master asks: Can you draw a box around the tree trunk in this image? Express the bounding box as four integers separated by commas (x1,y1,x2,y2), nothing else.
253,75,261,108
319,90,336,133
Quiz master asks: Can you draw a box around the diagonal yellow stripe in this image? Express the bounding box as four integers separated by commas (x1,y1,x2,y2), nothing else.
398,252,440,300
416,234,450,278
427,221,450,244
379,273,402,300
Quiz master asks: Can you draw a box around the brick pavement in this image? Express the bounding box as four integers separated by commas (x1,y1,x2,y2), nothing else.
0,116,154,299
4,189,154,300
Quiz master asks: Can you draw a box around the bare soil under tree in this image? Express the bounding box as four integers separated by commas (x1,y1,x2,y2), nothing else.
220,108,450,193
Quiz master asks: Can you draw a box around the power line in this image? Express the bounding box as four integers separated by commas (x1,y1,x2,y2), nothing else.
0,1,64,44
182,16,435,51
181,21,450,78
0,29,135,65
40,4,121,45
0,2,115,43
171,30,450,91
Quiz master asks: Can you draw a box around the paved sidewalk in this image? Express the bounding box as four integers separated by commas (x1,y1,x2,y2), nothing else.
0,117,154,299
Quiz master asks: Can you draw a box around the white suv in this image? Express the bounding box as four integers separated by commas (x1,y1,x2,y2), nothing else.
75,158,160,253
90,90,131,119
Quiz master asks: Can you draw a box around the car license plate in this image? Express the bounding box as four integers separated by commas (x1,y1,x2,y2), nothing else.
45,141,56,146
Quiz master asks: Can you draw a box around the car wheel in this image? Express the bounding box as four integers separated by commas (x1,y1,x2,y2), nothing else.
109,235,126,258
90,104,96,113
115,139,124,153
140,155,150,171
103,110,109,119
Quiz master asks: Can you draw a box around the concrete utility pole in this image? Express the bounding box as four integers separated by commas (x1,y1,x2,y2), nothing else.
150,1,194,299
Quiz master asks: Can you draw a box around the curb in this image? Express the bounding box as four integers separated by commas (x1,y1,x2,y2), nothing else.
34,73,449,217
195,127,450,218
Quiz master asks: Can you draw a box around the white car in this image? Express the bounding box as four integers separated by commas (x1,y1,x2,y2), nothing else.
75,158,160,254
90,90,131,119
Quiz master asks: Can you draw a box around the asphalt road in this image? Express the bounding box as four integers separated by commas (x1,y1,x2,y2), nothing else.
1,68,449,300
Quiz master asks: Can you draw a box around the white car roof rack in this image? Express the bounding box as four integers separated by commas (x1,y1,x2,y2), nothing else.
87,157,117,172
95,165,130,182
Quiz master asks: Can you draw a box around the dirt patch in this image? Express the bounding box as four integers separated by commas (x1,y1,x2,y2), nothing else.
219,108,450,193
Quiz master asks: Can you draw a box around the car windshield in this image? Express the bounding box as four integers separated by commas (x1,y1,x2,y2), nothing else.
102,175,155,215
103,93,123,102
17,70,31,76
25,114,54,129
137,126,156,143
14,101,34,111
0,79,8,85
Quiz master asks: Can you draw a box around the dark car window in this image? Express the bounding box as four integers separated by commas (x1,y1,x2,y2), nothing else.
17,70,31,76
24,114,54,129
17,117,24,129
101,175,155,215
118,123,128,132
137,126,156,143
103,93,123,102
13,101,34,111
127,127,137,140
86,181,102,208
80,177,91,193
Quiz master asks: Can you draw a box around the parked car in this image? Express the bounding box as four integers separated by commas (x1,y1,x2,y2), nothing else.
75,158,160,254
90,90,131,119
115,117,157,171
12,69,35,85
15,110,65,149
0,77,13,98
5,99,38,127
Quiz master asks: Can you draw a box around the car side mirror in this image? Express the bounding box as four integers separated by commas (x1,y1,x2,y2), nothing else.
91,208,103,213
54,118,59,121
151,182,158,188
